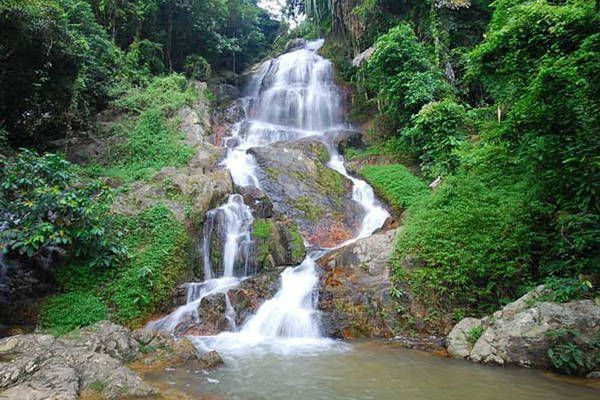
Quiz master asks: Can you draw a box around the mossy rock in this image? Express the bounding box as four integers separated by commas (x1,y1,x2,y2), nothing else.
252,217,306,269
249,139,363,247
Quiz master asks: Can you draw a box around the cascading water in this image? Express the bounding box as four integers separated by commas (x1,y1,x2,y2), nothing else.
147,39,389,354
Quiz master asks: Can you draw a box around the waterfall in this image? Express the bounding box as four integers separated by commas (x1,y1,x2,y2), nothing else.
147,39,389,352
202,194,254,279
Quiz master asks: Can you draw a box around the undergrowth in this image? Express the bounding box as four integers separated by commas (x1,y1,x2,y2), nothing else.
40,204,189,332
359,164,429,213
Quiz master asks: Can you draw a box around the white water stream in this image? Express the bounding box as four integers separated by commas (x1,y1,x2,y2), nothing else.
146,39,389,354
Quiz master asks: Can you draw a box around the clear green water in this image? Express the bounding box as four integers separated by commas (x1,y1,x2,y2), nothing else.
144,340,599,400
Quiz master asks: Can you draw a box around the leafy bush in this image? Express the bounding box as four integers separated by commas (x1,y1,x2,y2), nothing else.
359,164,429,213
467,0,597,103
109,204,189,325
365,23,451,134
539,276,594,303
113,74,197,115
394,145,535,313
104,110,194,182
0,150,125,267
184,54,212,81
547,329,600,376
38,204,189,331
40,291,107,335
401,99,471,178
1,0,120,147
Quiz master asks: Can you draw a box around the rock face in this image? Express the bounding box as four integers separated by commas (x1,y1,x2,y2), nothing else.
447,286,600,370
111,165,232,222
0,321,221,400
318,229,401,338
249,139,364,247
180,270,282,335
352,45,376,67
252,217,306,270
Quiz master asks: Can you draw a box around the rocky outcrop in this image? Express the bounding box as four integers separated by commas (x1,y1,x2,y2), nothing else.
111,164,231,223
352,46,375,67
284,38,307,53
318,229,401,338
447,286,600,371
178,81,212,145
181,270,282,335
239,186,274,218
252,216,306,270
249,139,364,247
0,321,222,400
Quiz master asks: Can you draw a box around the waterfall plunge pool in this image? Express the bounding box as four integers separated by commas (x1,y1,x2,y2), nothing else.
140,340,599,400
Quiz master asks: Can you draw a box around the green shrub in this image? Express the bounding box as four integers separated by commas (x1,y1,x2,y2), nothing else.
184,54,212,81
0,150,125,267
365,23,451,134
109,204,189,325
394,145,535,313
103,110,194,182
359,164,429,213
401,99,471,178
547,329,600,376
539,276,593,303
41,292,107,335
113,74,197,114
466,325,484,345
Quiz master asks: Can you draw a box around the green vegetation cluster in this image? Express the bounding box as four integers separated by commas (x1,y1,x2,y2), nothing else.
40,204,189,334
298,0,599,318
1,0,281,333
1,0,281,148
359,164,429,214
95,74,197,182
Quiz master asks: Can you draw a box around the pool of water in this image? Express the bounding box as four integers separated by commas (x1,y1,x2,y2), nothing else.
143,340,599,400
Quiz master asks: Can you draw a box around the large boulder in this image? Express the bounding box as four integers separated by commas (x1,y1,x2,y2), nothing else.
0,327,155,400
0,321,223,399
447,287,600,370
317,229,402,338
228,270,282,326
249,139,364,248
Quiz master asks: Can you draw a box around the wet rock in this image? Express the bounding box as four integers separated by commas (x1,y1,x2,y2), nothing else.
196,293,229,335
446,318,481,359
228,270,282,326
284,38,307,53
239,186,274,218
318,229,401,338
249,139,364,247
211,83,240,104
447,288,600,370
190,350,224,370
211,99,246,145
587,371,600,379
333,129,364,154
392,335,447,353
